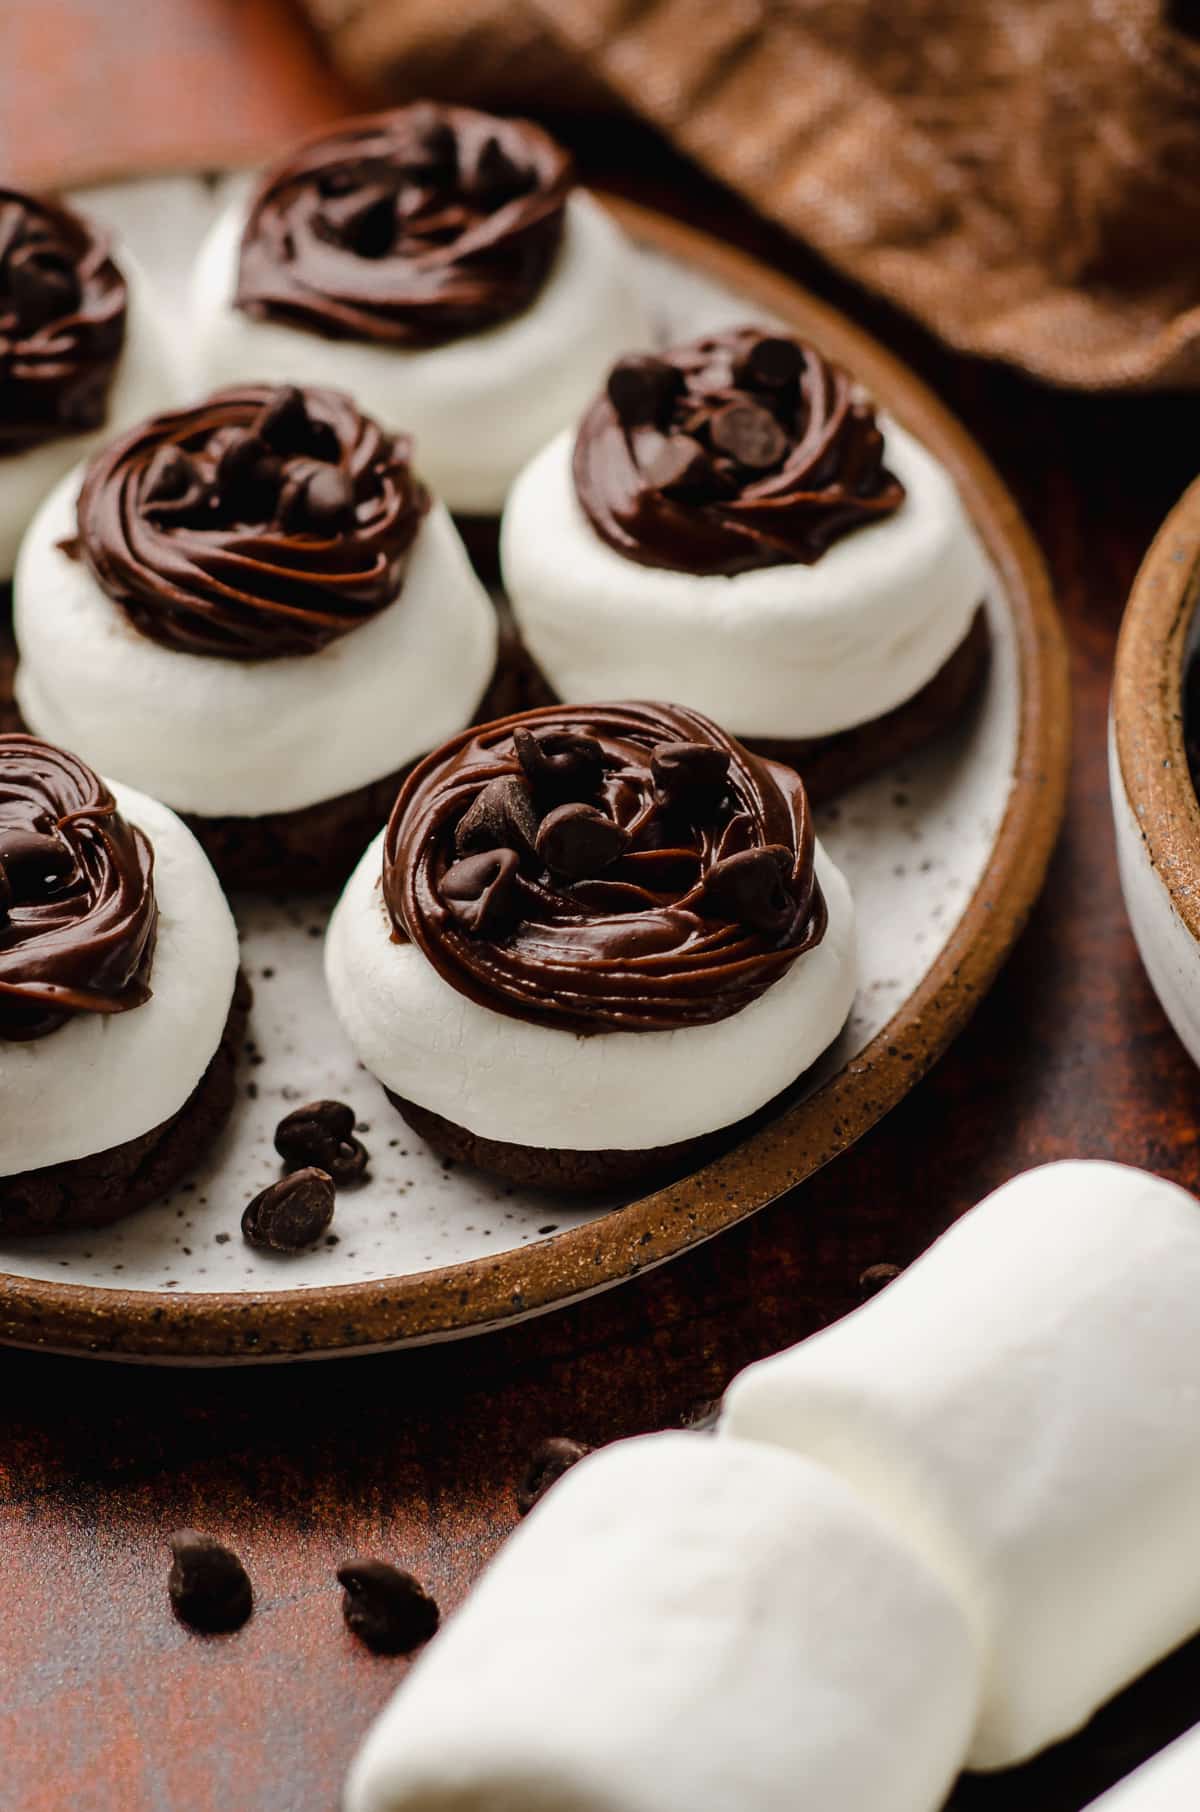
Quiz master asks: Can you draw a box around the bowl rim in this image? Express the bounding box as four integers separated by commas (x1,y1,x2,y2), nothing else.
0,189,1071,1361
1112,474,1200,933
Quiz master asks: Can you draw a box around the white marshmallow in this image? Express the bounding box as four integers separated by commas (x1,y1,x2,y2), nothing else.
0,252,185,579
722,1160,1200,1769
14,479,497,819
189,189,651,517
1086,1725,1200,1809
325,833,856,1152
344,1431,979,1812
0,782,238,1174
500,419,987,740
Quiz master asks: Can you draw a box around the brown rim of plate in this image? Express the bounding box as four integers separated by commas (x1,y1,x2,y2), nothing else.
0,192,1071,1361
1112,473,1200,936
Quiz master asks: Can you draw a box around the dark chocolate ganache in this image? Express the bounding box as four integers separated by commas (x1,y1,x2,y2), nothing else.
72,383,428,660
384,701,827,1034
0,189,126,457
0,735,157,1042
234,104,573,348
573,327,905,575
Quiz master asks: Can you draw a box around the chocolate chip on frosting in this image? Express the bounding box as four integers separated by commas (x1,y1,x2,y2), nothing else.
0,826,74,897
513,726,604,802
337,1559,440,1655
701,846,795,933
730,333,803,390
8,241,82,331
241,1167,336,1251
274,1099,369,1185
455,774,539,860
651,741,731,812
0,858,10,924
606,354,680,428
644,433,720,500
709,399,787,471
441,849,521,936
535,802,629,880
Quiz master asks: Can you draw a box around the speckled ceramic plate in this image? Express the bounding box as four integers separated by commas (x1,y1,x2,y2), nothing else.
0,179,1069,1362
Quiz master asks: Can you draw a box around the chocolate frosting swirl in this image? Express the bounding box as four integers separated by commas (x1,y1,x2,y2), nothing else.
384,702,826,1035
0,188,126,458
0,735,157,1043
234,104,573,349
72,383,428,660
573,327,906,575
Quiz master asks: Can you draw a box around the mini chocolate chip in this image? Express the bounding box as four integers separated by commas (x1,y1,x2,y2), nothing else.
731,334,803,390
513,727,603,801
858,1262,903,1299
256,385,311,454
320,183,396,258
7,242,81,333
274,1100,368,1185
517,1437,590,1516
241,1168,335,1252
0,828,73,898
455,775,539,859
644,433,718,498
337,1559,440,1655
216,429,282,517
468,134,529,202
606,354,680,428
297,465,355,535
709,400,788,470
701,845,795,932
408,112,457,180
0,857,10,922
536,802,629,881
142,444,208,522
651,741,730,812
167,1530,253,1634
441,848,521,936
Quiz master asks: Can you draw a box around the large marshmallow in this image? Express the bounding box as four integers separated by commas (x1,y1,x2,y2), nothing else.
1086,1725,1200,1809
344,1431,979,1812
722,1160,1200,1769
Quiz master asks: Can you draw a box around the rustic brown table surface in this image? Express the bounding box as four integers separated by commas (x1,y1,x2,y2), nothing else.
3,6,1200,1809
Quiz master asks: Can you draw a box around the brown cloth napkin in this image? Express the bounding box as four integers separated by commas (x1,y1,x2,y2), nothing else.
300,0,1200,391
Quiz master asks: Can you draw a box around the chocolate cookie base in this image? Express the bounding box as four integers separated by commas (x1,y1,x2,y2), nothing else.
0,971,251,1236
746,606,991,804
387,1090,723,1194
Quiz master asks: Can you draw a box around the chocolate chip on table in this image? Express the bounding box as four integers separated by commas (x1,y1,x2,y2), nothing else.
0,828,73,899
606,354,680,428
7,242,81,333
517,1438,591,1516
651,741,731,812
731,333,803,391
858,1262,903,1299
709,399,788,470
167,1530,253,1634
536,802,629,881
337,1559,440,1655
440,848,521,936
701,845,795,933
644,433,718,498
274,1100,368,1186
242,1168,336,1252
455,775,539,860
513,727,603,802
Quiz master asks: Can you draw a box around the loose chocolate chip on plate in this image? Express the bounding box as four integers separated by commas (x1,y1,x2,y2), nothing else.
606,354,680,428
651,741,731,813
513,727,603,802
455,774,539,859
274,1100,368,1186
0,828,73,899
167,1529,253,1634
702,845,795,932
441,848,521,936
517,1437,591,1516
536,802,629,881
858,1262,903,1299
7,242,81,333
731,334,803,391
644,433,718,498
709,400,788,471
337,1559,440,1655
242,1168,336,1252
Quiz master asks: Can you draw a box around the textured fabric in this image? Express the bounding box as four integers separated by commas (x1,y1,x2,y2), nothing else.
301,0,1200,390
